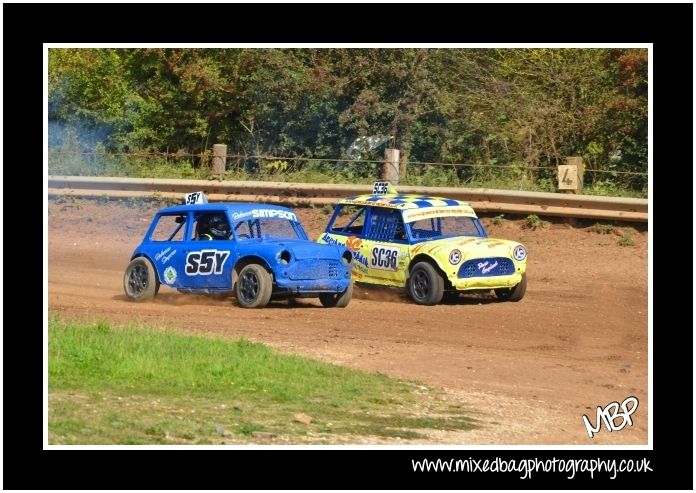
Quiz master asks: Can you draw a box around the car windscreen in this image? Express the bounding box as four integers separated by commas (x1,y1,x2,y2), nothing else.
233,218,305,240
408,216,485,240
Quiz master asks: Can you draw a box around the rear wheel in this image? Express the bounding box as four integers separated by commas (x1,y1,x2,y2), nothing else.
408,262,444,305
495,273,527,302
319,282,353,308
236,264,272,308
124,257,159,301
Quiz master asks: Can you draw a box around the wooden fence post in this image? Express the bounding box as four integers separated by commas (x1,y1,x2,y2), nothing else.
212,144,227,176
382,148,400,184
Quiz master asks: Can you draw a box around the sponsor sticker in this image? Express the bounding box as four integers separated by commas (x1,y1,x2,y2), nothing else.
402,206,475,223
163,266,177,284
513,245,527,261
346,236,362,251
477,260,499,274
321,234,369,267
449,249,461,265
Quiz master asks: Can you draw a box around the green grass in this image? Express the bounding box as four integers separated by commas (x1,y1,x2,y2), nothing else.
583,180,647,198
48,317,477,444
618,234,635,247
491,214,505,226
588,222,615,235
524,214,547,230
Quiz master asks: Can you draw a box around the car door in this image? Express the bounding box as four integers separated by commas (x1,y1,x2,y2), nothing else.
178,211,238,290
142,212,192,289
320,204,372,282
361,207,410,287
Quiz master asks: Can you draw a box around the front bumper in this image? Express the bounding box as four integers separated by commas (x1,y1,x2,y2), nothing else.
449,256,526,291
450,271,524,291
275,258,351,294
275,278,351,294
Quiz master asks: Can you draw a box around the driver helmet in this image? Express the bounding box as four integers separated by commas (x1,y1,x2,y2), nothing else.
208,215,230,240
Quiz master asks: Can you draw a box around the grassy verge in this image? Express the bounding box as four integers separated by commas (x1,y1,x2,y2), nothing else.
49,317,477,444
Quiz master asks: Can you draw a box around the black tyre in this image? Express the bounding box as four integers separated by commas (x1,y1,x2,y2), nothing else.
408,261,444,305
236,264,272,308
495,273,527,302
319,282,353,308
124,257,159,301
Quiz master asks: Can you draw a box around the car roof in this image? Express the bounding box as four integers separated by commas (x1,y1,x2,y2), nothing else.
338,193,477,216
158,202,296,214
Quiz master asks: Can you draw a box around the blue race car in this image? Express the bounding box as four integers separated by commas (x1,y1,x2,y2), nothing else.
123,192,353,308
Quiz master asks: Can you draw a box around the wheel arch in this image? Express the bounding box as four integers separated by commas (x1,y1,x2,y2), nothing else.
130,253,162,285
408,254,452,289
232,255,274,286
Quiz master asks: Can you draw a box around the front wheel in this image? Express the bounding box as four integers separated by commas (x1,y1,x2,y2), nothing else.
124,257,159,301
495,273,527,302
236,264,272,308
408,262,444,305
319,282,353,308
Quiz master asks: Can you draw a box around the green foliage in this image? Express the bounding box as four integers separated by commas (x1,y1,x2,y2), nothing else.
584,180,646,198
524,214,545,230
54,195,82,209
260,160,289,177
491,214,505,226
618,234,635,247
588,223,615,235
401,166,460,187
237,423,265,436
48,48,648,195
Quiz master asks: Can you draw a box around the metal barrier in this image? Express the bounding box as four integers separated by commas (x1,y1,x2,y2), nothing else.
48,176,648,222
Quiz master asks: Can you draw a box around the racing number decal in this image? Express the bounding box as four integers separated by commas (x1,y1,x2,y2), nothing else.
184,191,207,204
185,192,200,204
370,245,399,271
372,181,389,195
185,250,230,275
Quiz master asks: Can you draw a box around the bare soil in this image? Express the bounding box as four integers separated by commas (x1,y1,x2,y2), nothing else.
48,198,649,445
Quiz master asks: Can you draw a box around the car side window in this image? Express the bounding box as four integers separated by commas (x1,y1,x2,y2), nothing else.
366,208,407,243
234,220,252,239
192,213,208,240
150,214,187,242
233,219,261,239
329,205,366,235
192,212,230,240
409,216,484,239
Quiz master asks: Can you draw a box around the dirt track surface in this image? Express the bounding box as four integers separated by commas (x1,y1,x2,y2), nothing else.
48,199,649,445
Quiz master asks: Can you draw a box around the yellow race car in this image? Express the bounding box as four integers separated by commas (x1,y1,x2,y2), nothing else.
318,182,527,305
